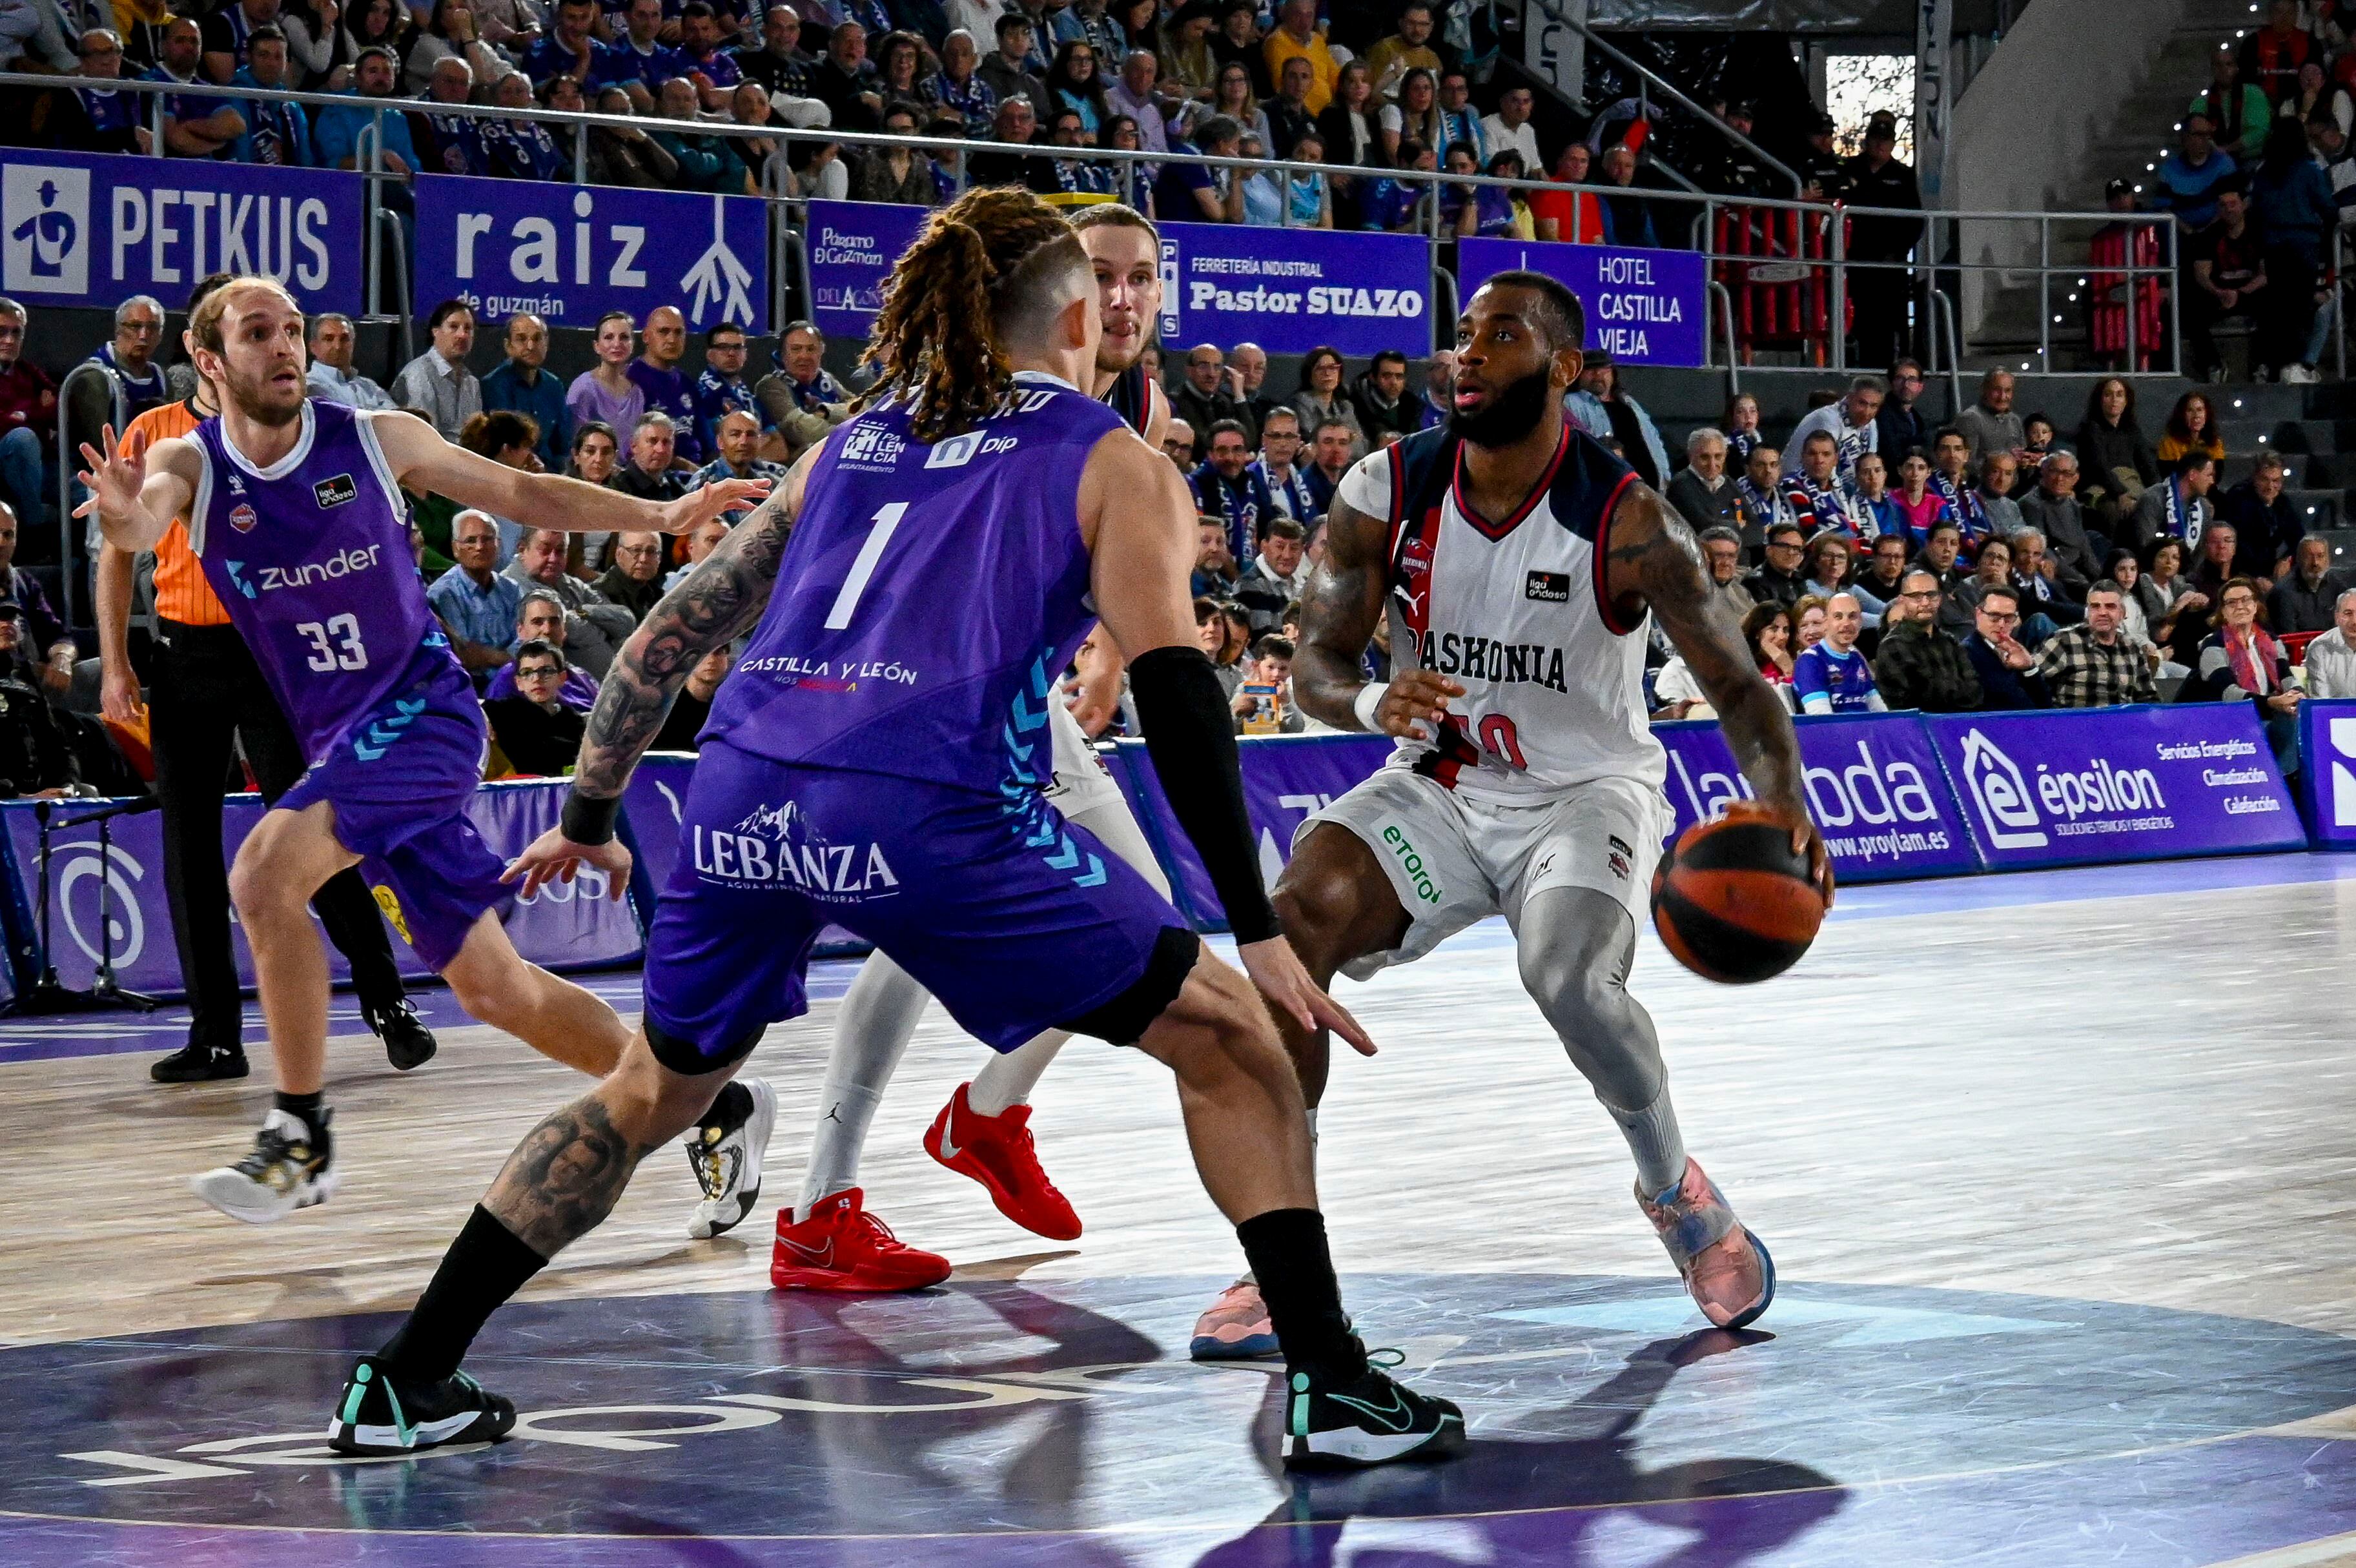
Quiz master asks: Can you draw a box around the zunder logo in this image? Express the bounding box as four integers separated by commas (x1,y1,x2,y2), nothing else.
1957,728,2048,848
3,164,90,295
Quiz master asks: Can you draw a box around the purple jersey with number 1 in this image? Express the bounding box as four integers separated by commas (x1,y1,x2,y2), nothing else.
185,402,509,970
644,371,1194,1066
702,371,1128,791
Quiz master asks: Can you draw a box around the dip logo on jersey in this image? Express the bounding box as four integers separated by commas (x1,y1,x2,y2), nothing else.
1957,728,2048,849
229,503,259,534
312,473,357,510
924,429,1019,470
837,423,906,471
691,801,900,902
1524,570,1570,603
1606,833,1634,882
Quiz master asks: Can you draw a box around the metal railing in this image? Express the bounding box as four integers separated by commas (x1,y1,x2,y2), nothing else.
2,69,2184,378
1521,0,1802,198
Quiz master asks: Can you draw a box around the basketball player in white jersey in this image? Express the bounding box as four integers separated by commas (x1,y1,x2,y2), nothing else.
681,207,1182,1283
1189,272,1832,1357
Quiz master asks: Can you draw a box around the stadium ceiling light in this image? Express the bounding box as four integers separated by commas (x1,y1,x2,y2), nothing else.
2133,183,2144,192
2234,398,2244,407
2147,163,2157,170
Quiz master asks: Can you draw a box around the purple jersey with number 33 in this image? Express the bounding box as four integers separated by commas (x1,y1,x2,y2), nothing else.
702,371,1128,793
185,402,464,760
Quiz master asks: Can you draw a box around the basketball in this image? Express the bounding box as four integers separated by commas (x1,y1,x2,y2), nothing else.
1650,814,1827,984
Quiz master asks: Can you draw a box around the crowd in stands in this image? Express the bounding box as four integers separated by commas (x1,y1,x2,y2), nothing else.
2133,0,2356,382
1650,361,2356,775
0,0,1918,256
6,250,2356,794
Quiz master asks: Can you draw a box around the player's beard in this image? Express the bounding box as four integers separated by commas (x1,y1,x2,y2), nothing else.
1448,365,1554,449
223,361,305,428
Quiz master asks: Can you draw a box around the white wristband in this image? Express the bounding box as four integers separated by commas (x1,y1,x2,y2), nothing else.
1352,681,1390,733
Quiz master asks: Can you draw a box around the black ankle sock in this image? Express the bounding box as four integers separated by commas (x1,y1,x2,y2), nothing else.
378,1205,549,1385
274,1090,329,1146
1237,1208,1364,1378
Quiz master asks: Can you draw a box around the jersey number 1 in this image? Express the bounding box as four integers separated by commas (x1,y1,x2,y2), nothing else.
297,615,367,673
823,502,909,630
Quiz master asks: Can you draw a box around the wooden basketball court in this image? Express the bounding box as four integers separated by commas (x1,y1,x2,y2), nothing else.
1,853,2353,1567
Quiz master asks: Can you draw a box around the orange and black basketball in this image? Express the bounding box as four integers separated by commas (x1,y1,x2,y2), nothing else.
1650,814,1826,984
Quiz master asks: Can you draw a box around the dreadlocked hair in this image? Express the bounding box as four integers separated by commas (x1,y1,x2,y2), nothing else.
855,187,1085,445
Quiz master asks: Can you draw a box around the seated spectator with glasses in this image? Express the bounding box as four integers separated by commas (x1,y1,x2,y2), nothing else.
1962,585,2049,709
483,591,602,709
484,640,588,777
1872,569,1983,712
593,530,669,623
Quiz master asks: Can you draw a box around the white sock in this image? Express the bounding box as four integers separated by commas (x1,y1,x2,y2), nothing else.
1609,1085,1687,1198
967,1030,1069,1117
795,955,928,1221
1305,1105,1318,1143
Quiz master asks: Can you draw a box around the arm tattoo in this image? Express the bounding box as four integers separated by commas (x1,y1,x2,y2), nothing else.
1293,494,1391,729
573,498,794,800
1608,485,1806,808
484,1093,655,1257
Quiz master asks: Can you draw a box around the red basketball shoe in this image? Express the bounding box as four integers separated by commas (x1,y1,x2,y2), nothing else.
1636,1157,1776,1329
924,1083,1082,1241
770,1189,952,1292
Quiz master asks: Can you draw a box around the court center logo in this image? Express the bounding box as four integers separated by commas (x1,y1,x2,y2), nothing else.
3,163,90,296
1957,728,2048,848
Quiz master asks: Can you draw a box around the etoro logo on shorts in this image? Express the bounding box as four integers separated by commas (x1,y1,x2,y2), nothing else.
1380,823,1444,905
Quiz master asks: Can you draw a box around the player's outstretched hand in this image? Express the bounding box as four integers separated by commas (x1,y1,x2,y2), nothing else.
74,424,147,521
659,478,773,536
1723,798,1834,910
1239,937,1376,1057
503,825,634,901
1372,671,1465,740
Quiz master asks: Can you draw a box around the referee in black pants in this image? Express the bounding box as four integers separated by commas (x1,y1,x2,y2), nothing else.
97,385,433,1083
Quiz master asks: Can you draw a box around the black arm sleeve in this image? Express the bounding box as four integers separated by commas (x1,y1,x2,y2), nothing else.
1127,644,1280,944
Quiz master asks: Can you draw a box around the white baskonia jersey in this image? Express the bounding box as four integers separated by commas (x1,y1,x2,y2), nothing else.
1338,420,1666,802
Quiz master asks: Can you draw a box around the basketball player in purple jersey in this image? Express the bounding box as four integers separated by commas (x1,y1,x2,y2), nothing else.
76,278,767,1225
1187,274,1832,1351
706,205,1178,1281
329,190,1462,1470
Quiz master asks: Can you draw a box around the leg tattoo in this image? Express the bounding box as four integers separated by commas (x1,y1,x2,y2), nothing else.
486,1094,656,1257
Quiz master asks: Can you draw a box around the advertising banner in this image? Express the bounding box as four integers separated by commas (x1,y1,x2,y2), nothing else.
0,780,640,1001
2297,697,2356,849
1658,712,1978,882
806,198,929,339
1923,704,2305,870
415,173,768,332
1109,734,1393,930
1154,221,1431,358
805,203,1431,356
1,148,364,314
1457,236,1710,367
